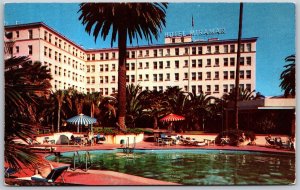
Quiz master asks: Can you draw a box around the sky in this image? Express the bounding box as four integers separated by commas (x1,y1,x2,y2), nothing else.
4,2,295,96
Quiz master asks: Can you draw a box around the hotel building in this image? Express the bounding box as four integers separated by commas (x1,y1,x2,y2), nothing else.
4,22,257,98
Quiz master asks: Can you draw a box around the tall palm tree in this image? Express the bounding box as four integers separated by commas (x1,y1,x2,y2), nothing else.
78,3,168,130
5,56,52,169
280,54,295,97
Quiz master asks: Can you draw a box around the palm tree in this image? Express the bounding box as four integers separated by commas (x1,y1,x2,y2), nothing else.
78,3,168,130
53,90,72,132
5,56,52,169
280,54,295,97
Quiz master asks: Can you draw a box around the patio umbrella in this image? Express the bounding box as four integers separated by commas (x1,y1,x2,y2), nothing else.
160,113,185,122
66,113,97,132
160,113,185,132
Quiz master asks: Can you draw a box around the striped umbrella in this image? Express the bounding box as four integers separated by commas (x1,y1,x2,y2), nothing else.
66,113,97,132
160,113,185,122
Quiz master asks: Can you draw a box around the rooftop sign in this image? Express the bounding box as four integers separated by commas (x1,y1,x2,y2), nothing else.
165,28,225,38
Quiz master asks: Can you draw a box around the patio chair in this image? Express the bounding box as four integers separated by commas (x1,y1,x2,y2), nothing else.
274,137,292,149
265,136,275,146
31,165,69,183
5,167,18,178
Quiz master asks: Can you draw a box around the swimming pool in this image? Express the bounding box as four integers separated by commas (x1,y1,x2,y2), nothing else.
47,149,295,185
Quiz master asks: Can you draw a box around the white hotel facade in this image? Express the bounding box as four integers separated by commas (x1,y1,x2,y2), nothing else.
4,22,257,98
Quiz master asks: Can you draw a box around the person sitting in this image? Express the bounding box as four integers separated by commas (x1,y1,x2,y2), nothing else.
36,162,54,178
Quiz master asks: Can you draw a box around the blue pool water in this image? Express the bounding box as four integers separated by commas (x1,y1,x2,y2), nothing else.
47,149,295,185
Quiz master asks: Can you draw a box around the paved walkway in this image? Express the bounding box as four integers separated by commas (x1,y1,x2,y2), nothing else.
5,140,295,186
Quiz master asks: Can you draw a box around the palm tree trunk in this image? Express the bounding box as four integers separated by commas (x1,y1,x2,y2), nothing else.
117,28,127,130
57,106,61,132
153,116,158,129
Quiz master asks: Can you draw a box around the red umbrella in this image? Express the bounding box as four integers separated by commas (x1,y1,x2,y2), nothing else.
160,113,185,122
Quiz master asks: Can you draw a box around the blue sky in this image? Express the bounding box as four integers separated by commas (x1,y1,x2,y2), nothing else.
4,3,295,96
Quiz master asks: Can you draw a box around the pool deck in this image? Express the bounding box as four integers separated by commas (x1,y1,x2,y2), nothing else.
5,141,295,186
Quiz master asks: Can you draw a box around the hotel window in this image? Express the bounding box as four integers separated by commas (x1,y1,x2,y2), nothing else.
246,84,251,91
214,85,219,92
207,85,211,92
166,61,170,68
92,54,95,60
145,62,149,69
59,39,62,48
230,84,234,92
198,59,202,67
58,53,61,62
44,31,48,40
100,65,103,72
131,63,135,70
246,70,251,79
166,49,170,56
28,30,33,39
230,45,235,53
153,86,158,91
224,45,228,53
91,77,95,84
206,59,211,67
240,71,244,79
198,72,202,80
131,51,135,58
159,49,163,56
145,50,149,56
215,58,219,67
175,73,179,81
175,48,179,55
49,34,52,43
105,88,108,95
215,71,219,79
112,64,116,71
100,76,103,83
184,73,188,80
126,52,130,58
100,53,103,60
246,57,251,65
223,71,228,79
207,46,211,54
138,50,142,57
64,42,66,50
239,57,244,66
230,58,235,66
184,47,189,55
159,61,163,69
192,47,196,55
105,76,109,83
215,46,219,53
16,31,19,38
64,56,66,63
246,43,251,52
206,72,211,80
166,73,170,81
15,46,19,53
49,49,52,58
103,53,108,60
145,74,149,81
68,58,70,65
159,74,163,81
172,39,175,43
223,85,228,93
198,46,203,54
87,54,90,61
159,86,163,91
230,71,235,79
138,74,142,81
112,76,116,83
91,65,95,72
240,44,245,52
181,37,184,43
87,77,90,84
139,62,143,69
126,75,129,82
192,60,196,68
184,60,188,68
153,74,157,81
175,60,179,68
153,49,157,57
55,37,58,46
239,84,244,91
44,47,47,56
184,86,188,92
153,62,158,69
54,66,58,75
112,88,116,93
99,88,103,95
126,63,129,70
28,45,32,55
192,72,196,80
192,85,196,94
198,85,203,94
105,64,109,71
112,52,116,59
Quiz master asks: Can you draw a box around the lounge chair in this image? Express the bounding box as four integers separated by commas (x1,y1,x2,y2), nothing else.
31,165,69,183
5,167,18,177
274,137,292,149
265,136,275,146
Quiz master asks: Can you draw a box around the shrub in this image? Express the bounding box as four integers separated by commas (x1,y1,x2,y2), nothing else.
215,130,256,146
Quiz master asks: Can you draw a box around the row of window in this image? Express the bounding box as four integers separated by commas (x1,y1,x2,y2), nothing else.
54,80,84,92
88,83,252,96
45,62,84,82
